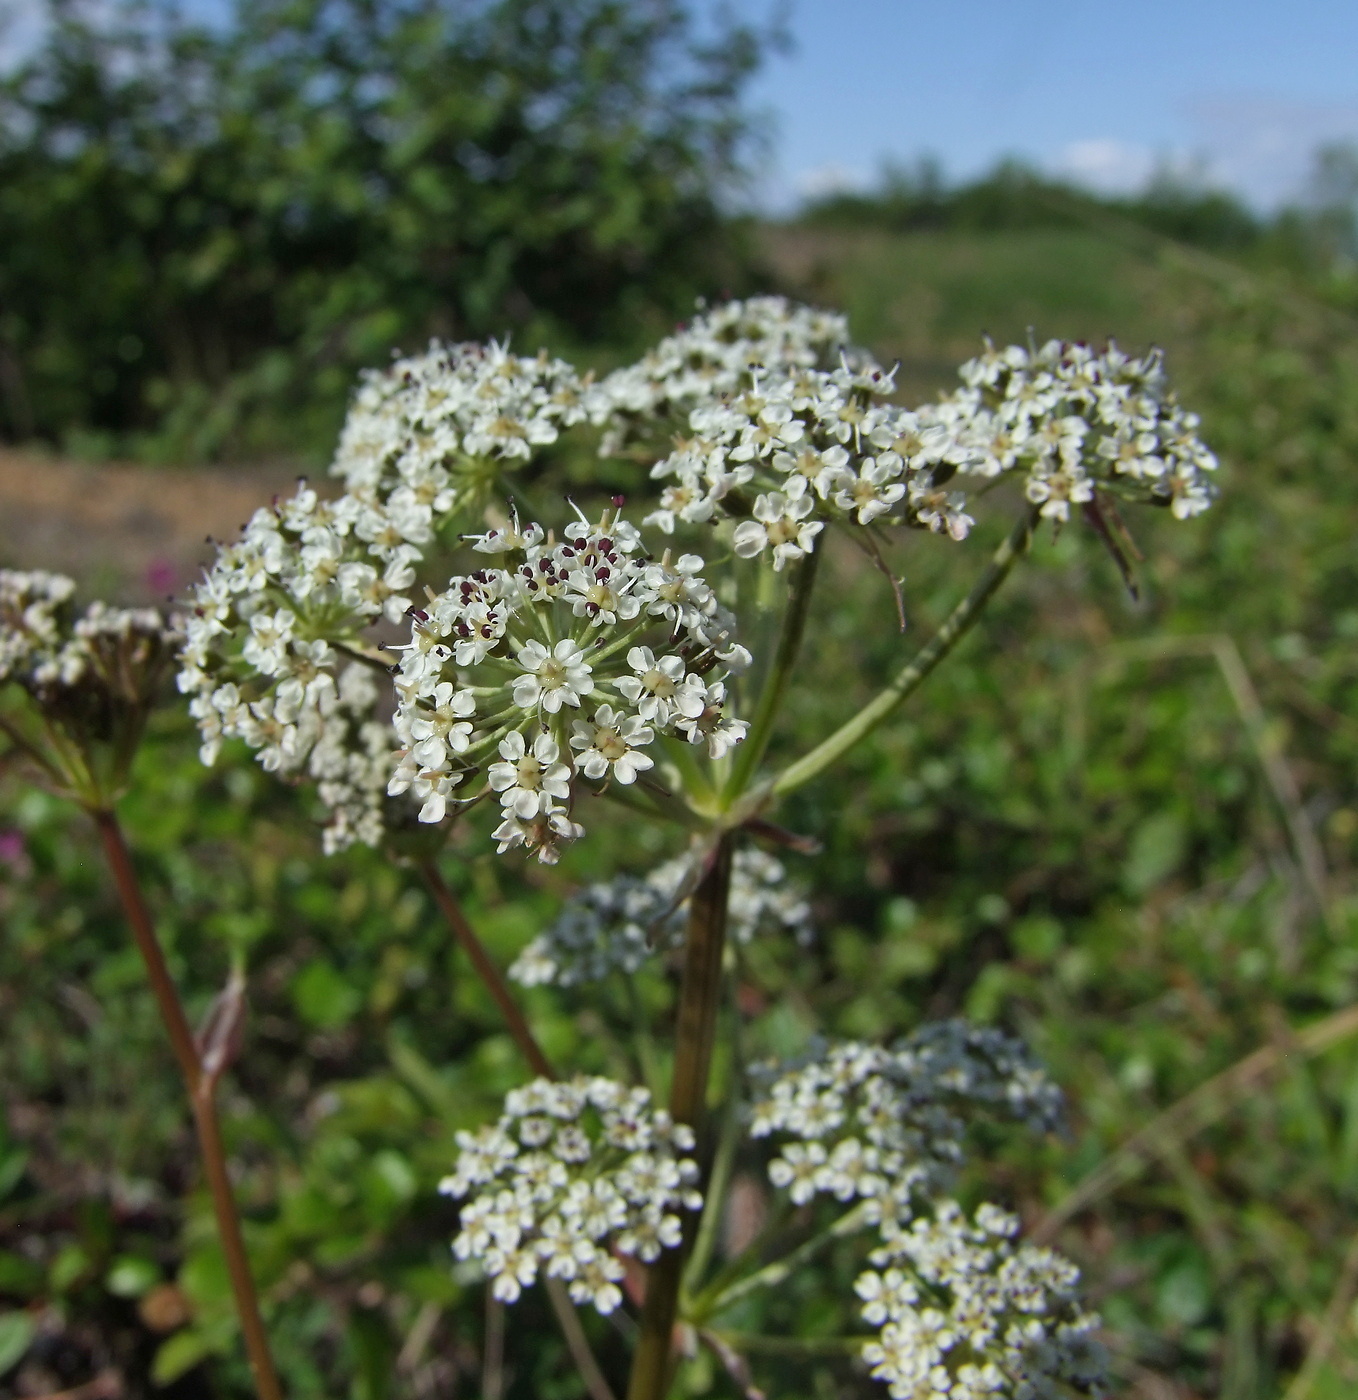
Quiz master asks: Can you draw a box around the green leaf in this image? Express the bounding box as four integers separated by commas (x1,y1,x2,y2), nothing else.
293,959,362,1030
0,1253,43,1298
179,1247,232,1311
106,1255,161,1299
49,1242,91,1293
151,1329,215,1386
1122,810,1188,895
0,1313,33,1376
0,1151,28,1203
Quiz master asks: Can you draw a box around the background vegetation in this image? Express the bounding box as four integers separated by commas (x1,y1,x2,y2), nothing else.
4,3,1358,1398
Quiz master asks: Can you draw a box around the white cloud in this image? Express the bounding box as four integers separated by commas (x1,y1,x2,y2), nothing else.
794,162,872,201
1057,139,1157,195
1187,96,1358,206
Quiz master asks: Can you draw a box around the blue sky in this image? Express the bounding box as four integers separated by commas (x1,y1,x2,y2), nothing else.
3,0,1354,210
743,0,1358,208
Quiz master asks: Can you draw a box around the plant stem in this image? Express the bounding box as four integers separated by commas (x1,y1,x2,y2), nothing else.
92,808,283,1400
546,1279,619,1400
768,507,1038,801
627,834,735,1400
681,1078,741,1300
725,549,819,800
701,1202,870,1318
417,857,556,1080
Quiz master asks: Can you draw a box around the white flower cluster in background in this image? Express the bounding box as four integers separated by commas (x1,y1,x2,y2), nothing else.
855,1201,1107,1400
177,484,416,852
598,296,851,437
389,507,749,863
1,570,77,684
509,846,814,987
640,357,976,564
331,340,599,528
441,1076,701,1315
0,569,169,698
946,338,1218,522
750,1023,1062,1227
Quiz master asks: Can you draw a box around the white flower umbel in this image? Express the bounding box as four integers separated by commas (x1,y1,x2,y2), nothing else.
0,570,174,805
598,296,852,438
640,358,977,561
509,848,814,988
178,483,416,852
1,569,170,700
390,507,749,863
947,338,1218,521
1,570,77,685
441,1076,701,1315
750,1023,1062,1227
855,1201,1107,1400
331,339,599,537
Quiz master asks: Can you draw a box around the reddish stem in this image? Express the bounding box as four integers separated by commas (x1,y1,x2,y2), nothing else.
93,809,284,1400
418,858,556,1080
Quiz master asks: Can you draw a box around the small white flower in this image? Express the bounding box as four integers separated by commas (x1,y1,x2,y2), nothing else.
408,681,477,764
512,638,595,713
488,731,574,818
732,492,824,571
570,705,655,784
614,648,702,726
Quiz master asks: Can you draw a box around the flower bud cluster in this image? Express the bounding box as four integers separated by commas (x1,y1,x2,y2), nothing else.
946,338,1218,521
441,1076,701,1315
641,359,976,565
598,296,851,438
177,484,418,851
750,1023,1062,1226
1,569,170,703
509,847,813,988
331,340,601,534
855,1201,1107,1400
389,508,749,863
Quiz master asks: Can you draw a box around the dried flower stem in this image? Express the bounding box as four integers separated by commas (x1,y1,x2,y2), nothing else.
627,834,734,1400
768,507,1038,801
417,857,556,1080
92,808,283,1400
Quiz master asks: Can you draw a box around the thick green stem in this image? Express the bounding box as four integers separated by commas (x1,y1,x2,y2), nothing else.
769,508,1037,800
418,858,556,1080
725,549,820,800
92,809,284,1400
627,834,735,1400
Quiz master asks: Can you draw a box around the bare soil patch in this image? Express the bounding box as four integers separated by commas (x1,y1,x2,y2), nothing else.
0,450,304,602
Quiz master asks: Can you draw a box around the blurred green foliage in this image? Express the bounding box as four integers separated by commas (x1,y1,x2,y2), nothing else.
5,224,1358,1398
0,0,768,462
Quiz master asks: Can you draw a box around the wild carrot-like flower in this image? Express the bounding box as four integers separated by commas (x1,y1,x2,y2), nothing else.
178,484,414,851
0,570,173,806
750,1024,1062,1226
598,296,852,446
855,1201,1107,1400
441,1076,701,1315
331,340,602,532
948,337,1218,521
389,507,749,862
